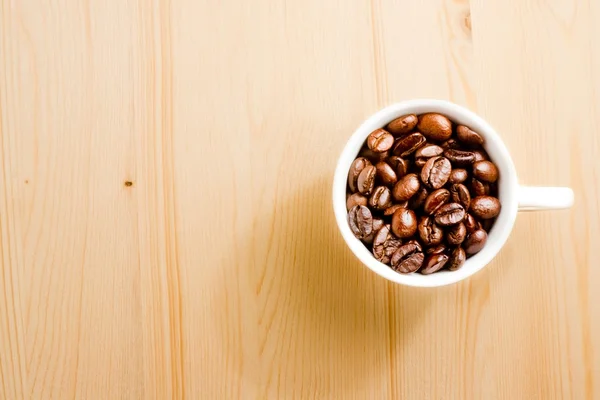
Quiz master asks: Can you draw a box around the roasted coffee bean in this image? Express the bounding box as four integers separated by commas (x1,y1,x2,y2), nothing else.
414,158,427,168
387,114,418,136
447,246,466,271
359,147,389,163
447,222,467,245
464,213,481,234
391,208,417,238
415,145,444,168
348,157,371,193
434,203,466,226
472,149,489,162
421,253,449,275
450,183,471,209
443,149,475,166
426,244,447,255
408,187,429,209
363,218,385,245
472,160,499,183
357,165,377,195
423,188,450,215
456,125,484,146
369,186,392,210
347,193,368,210
421,156,451,189
470,178,490,196
384,204,406,217
448,168,468,184
481,218,494,232
464,229,487,255
441,138,461,149
405,239,423,251
393,173,421,201
470,196,501,219
415,144,444,159
367,128,394,152
387,156,410,178
392,133,426,157
373,225,403,264
418,216,444,246
346,113,501,275
348,205,373,239
390,243,425,273
417,113,453,141
375,161,398,186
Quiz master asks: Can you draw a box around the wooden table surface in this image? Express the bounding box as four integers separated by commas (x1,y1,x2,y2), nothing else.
1,0,599,399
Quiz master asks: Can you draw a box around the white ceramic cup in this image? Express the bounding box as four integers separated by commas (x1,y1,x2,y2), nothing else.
333,99,574,287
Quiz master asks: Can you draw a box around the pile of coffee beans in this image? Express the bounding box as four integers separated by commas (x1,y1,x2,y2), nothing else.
346,113,501,274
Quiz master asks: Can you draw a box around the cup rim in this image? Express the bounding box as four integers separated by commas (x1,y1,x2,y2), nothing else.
332,99,519,287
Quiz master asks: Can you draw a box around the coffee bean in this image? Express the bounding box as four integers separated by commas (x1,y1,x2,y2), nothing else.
387,156,410,178
362,217,384,245
447,246,466,271
448,168,468,184
392,133,426,157
421,156,451,189
384,204,406,217
456,125,484,146
359,147,389,163
417,113,453,141
372,224,402,264
415,144,444,159
367,128,394,152
390,242,425,273
393,173,421,201
391,208,417,238
472,160,499,183
481,218,494,232
348,205,373,239
347,193,368,210
386,114,418,136
441,138,461,149
405,239,423,251
375,161,398,186
470,178,490,196
470,196,501,219
464,229,487,255
421,253,449,275
426,244,447,255
447,222,467,245
357,165,377,195
472,149,489,162
434,203,466,226
415,145,444,169
423,188,450,215
414,158,427,168
443,149,475,166
369,186,393,210
418,216,444,246
348,157,371,193
450,183,471,209
408,187,429,209
464,213,481,234
346,113,501,275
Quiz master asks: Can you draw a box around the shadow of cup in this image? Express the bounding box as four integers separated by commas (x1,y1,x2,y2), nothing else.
210,176,436,397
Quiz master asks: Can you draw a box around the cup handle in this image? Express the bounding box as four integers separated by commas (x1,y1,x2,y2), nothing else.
517,186,574,211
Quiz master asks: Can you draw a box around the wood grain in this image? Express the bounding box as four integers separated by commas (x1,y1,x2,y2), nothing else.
1,0,599,398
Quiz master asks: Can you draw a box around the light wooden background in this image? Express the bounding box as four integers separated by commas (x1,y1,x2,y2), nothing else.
0,0,599,399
